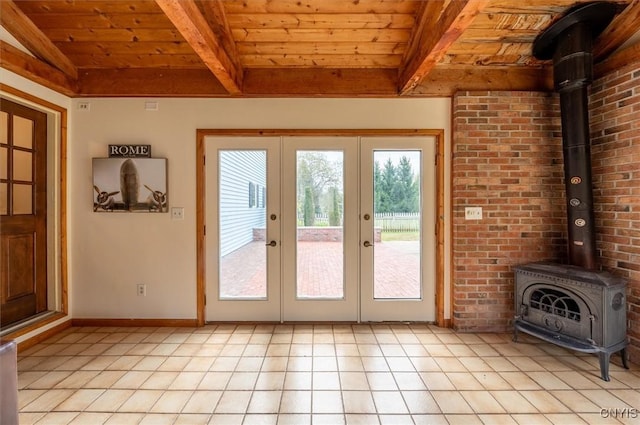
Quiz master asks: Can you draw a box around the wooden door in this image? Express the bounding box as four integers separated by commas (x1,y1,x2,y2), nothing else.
0,99,47,328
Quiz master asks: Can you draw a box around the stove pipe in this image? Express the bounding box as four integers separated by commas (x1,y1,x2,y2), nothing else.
532,2,617,270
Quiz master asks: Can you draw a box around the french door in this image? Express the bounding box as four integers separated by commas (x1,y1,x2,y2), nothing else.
205,134,436,322
360,137,436,322
206,137,281,321
281,137,359,321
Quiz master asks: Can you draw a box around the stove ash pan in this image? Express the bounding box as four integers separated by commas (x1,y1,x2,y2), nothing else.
513,262,628,381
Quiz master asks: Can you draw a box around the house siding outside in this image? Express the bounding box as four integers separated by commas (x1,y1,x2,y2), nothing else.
219,150,266,257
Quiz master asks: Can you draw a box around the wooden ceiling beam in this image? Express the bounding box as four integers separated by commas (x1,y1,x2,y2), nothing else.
411,65,554,96
243,68,399,97
70,66,553,97
76,68,228,97
155,0,243,95
199,0,241,72
595,42,640,76
398,0,489,95
0,0,78,79
0,41,76,96
594,0,640,61
75,68,399,97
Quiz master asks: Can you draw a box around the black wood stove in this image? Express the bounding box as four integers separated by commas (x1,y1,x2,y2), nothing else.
513,2,629,381
514,262,628,381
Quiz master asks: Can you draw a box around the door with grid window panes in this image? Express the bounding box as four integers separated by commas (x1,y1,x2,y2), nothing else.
0,99,47,328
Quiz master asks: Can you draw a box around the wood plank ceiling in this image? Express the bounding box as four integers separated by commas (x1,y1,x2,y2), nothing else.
1,0,639,97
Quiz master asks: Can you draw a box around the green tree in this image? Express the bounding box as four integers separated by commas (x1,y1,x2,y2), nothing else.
329,187,342,226
373,156,419,214
297,152,342,218
303,186,315,226
373,160,383,213
395,155,419,213
378,158,396,213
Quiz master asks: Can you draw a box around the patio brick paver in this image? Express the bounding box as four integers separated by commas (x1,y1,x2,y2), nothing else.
220,240,420,298
220,242,267,298
297,242,344,298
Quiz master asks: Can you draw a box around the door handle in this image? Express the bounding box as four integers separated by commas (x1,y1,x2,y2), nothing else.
363,241,373,247
266,240,277,247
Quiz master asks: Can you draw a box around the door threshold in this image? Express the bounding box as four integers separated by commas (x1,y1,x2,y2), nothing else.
0,311,57,337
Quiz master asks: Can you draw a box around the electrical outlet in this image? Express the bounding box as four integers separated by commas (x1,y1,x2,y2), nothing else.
77,102,90,111
465,207,483,220
171,207,184,220
137,284,146,296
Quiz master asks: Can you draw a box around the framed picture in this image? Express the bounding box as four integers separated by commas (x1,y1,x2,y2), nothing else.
93,158,168,212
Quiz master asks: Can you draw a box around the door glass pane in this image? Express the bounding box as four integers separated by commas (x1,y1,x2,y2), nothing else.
0,183,7,215
13,183,32,215
13,116,33,149
0,147,6,179
13,150,32,182
0,111,7,144
219,150,267,299
373,151,421,299
296,151,344,299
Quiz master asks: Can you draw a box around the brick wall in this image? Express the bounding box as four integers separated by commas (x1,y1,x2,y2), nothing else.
451,61,640,362
590,61,640,362
452,91,566,332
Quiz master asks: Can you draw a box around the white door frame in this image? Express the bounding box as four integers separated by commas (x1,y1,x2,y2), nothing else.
196,129,446,326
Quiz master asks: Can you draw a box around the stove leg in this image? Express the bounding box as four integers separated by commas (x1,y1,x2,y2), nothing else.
512,326,519,343
598,352,611,382
621,348,629,370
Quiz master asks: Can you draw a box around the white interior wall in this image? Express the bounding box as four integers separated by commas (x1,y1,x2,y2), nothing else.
70,97,452,319
2,61,452,322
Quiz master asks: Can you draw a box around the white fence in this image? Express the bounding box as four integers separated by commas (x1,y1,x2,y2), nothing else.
298,212,420,232
374,212,420,232
297,213,331,226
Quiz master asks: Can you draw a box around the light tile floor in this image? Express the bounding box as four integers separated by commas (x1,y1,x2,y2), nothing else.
16,324,640,425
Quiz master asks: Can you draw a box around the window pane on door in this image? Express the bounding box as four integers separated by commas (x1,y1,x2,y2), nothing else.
296,151,344,299
13,150,32,182
13,115,33,149
0,112,7,144
373,151,421,299
0,147,6,179
13,183,32,215
219,150,267,299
